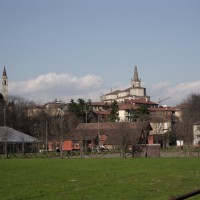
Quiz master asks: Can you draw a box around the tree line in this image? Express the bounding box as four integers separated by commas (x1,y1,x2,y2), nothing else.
1,93,200,147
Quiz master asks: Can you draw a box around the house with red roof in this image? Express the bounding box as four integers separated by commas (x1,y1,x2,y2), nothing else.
52,122,152,152
148,106,180,146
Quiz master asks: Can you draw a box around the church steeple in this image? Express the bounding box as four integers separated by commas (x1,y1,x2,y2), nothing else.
133,65,139,82
131,65,141,88
2,66,8,102
3,66,7,78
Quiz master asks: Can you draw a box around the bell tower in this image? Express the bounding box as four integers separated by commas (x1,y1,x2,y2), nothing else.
2,66,8,102
131,65,141,88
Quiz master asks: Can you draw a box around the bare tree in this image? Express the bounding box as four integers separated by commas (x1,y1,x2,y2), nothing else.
176,93,200,145
117,122,142,158
4,97,36,133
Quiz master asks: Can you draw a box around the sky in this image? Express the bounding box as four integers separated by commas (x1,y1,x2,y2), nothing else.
0,0,200,106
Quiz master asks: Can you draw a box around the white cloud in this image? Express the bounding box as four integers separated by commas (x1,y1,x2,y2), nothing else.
8,73,200,106
109,81,200,106
148,81,200,106
9,73,103,103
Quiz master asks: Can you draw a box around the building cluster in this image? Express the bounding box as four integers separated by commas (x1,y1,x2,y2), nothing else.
0,65,200,155
101,66,150,103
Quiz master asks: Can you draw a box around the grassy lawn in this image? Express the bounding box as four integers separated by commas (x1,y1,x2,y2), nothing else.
0,158,200,200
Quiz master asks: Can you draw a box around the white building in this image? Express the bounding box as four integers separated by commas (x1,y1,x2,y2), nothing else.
193,121,200,146
101,66,150,103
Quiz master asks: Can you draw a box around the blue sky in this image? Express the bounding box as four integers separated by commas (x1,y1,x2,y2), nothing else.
0,0,200,106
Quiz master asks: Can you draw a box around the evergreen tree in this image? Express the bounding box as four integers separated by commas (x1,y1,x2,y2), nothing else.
131,105,150,122
0,93,4,101
109,100,119,122
68,98,93,123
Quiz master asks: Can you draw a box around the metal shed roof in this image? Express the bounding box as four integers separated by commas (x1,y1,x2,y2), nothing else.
0,126,39,143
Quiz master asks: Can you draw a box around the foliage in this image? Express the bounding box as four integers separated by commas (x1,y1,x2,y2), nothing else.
0,96,93,156
3,98,35,133
0,93,4,101
29,110,49,139
131,105,150,121
68,98,93,123
0,101,6,126
117,122,141,157
176,93,200,144
109,100,119,122
168,131,177,146
0,158,200,200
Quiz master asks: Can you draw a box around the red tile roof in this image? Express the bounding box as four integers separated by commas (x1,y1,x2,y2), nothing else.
90,102,111,106
125,99,158,105
94,110,111,115
119,103,138,110
148,107,177,112
68,122,151,145
77,122,151,130
193,121,200,125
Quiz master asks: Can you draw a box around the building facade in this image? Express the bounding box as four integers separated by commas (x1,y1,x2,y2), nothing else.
193,121,200,146
101,66,150,103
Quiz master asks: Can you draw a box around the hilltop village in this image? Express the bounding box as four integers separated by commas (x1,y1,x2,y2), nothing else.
0,66,200,156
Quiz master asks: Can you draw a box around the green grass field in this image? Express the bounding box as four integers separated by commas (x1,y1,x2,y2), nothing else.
0,158,200,200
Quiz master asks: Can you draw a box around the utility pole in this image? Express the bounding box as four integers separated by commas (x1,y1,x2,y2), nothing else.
98,113,100,150
60,107,64,158
45,121,48,151
4,108,6,127
85,110,88,123
144,130,148,157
